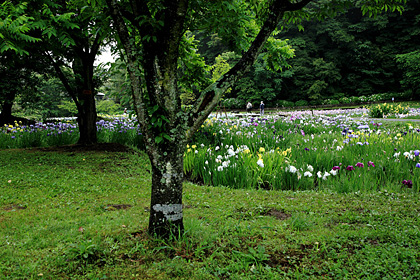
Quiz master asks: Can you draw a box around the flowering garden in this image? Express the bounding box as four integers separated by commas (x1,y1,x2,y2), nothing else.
185,111,420,193
2,105,420,193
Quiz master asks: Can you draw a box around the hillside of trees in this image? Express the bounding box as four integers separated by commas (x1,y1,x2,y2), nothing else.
197,0,419,109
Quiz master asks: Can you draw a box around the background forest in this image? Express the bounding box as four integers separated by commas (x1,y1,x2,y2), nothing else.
199,0,420,109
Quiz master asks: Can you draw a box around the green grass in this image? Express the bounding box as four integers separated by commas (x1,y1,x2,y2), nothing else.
1,146,419,279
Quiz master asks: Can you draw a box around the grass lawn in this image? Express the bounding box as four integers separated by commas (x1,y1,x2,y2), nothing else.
1,144,419,279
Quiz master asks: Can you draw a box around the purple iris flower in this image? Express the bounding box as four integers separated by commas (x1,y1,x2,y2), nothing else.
402,180,413,188
332,166,340,171
416,163,420,168
346,165,355,171
356,162,364,168
368,161,375,167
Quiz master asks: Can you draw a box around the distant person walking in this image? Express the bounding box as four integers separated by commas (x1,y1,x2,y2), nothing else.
246,102,253,113
260,101,265,115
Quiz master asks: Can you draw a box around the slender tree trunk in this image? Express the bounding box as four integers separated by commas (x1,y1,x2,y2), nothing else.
148,140,185,238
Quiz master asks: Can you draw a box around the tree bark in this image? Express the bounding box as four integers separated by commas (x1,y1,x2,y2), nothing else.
0,90,15,126
72,54,98,145
76,92,98,145
147,141,185,238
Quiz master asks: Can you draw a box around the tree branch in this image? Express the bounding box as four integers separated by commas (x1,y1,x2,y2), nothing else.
45,51,81,111
186,0,313,141
105,0,147,128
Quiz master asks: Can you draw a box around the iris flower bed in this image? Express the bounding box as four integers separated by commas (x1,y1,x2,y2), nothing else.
185,114,420,193
0,121,78,148
0,117,144,149
2,110,420,193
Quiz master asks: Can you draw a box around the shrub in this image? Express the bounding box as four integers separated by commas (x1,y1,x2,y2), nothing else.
339,97,351,104
322,99,339,105
322,99,331,105
329,99,340,105
368,94,385,102
350,96,361,104
359,96,368,103
96,100,121,115
295,100,308,107
57,100,78,117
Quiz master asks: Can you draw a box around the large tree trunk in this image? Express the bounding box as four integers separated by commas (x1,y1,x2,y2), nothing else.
76,92,97,145
147,141,185,237
0,90,15,126
73,56,98,145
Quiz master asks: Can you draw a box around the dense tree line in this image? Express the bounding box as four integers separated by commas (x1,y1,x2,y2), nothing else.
196,0,419,108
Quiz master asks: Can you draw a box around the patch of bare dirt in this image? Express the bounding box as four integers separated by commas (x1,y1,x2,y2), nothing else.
104,204,133,211
265,208,291,220
3,204,27,211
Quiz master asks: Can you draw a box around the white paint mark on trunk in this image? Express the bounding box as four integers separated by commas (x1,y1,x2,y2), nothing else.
152,203,183,221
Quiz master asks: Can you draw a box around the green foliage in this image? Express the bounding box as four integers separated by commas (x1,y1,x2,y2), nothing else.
191,1,259,52
263,35,295,72
57,100,78,117
350,96,361,104
396,50,420,96
0,1,41,55
178,32,211,105
339,97,351,104
102,59,131,109
26,75,70,119
278,0,419,104
295,100,309,107
180,91,196,106
308,80,328,102
367,94,386,102
235,53,287,106
96,99,122,115
64,239,102,265
210,54,231,82
222,98,244,110
323,99,340,105
276,100,295,108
